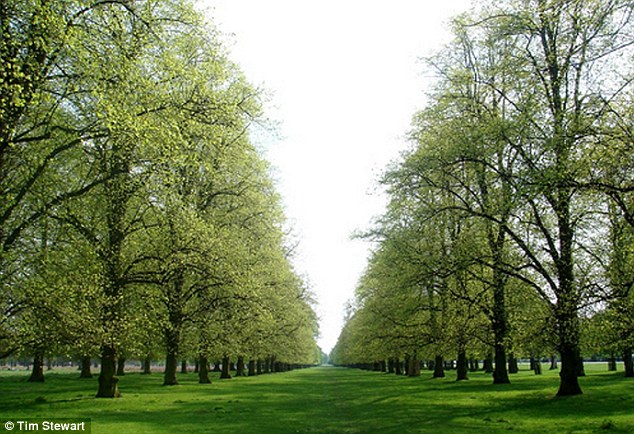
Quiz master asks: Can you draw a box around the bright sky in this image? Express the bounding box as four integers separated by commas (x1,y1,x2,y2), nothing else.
200,0,472,353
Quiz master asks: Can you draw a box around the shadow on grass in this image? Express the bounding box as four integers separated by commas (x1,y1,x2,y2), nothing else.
2,367,633,433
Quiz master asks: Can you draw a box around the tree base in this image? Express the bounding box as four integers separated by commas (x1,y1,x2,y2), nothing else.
96,375,121,398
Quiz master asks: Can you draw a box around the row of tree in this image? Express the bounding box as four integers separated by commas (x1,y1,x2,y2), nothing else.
331,0,634,397
0,0,320,398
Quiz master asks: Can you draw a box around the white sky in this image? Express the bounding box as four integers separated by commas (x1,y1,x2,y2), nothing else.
199,0,472,353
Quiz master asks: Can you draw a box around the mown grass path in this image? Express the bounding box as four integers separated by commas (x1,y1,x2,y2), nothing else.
1,365,633,433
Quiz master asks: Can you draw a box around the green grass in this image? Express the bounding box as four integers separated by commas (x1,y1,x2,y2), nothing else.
1,364,633,433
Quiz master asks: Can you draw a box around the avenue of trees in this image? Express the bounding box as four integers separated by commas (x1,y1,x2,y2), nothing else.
331,0,634,397
1,0,320,398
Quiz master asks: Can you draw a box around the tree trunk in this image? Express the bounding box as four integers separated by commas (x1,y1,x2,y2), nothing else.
532,357,542,375
469,359,479,372
248,359,256,376
28,351,45,383
491,262,511,384
557,347,582,397
493,343,510,383
96,345,120,398
236,356,246,377
220,356,232,379
79,356,92,379
433,355,445,378
456,350,468,381
508,354,519,374
624,348,634,378
142,357,151,374
407,357,421,377
607,355,617,371
163,328,180,386
483,352,493,374
180,359,188,374
96,154,131,398
549,354,558,370
213,361,222,372
163,268,184,386
116,357,125,376
395,358,403,375
198,355,211,384
576,350,585,377
256,359,263,375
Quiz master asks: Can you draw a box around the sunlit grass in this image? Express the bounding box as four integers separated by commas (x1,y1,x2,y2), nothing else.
1,363,633,433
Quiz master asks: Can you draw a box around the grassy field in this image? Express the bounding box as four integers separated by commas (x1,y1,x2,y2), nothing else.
0,363,633,433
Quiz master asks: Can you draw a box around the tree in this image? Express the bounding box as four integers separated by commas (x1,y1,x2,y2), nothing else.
335,0,633,397
0,0,129,359
603,203,634,376
2,0,320,398
50,0,263,396
408,0,633,396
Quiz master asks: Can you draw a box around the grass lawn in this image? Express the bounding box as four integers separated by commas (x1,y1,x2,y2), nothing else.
1,363,633,433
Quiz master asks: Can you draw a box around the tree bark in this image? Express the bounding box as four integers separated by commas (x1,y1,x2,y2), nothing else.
28,351,45,382
549,355,558,370
163,327,180,386
248,359,256,376
407,357,421,377
576,350,585,377
469,359,479,372
198,355,211,384
492,341,511,383
554,271,583,396
483,352,493,374
142,357,151,375
607,355,617,371
116,357,125,376
80,356,92,378
180,359,188,374
96,345,120,397
236,356,246,377
508,354,519,374
220,355,232,379
433,355,445,378
490,244,511,384
394,358,402,375
557,347,582,396
456,350,468,381
163,267,184,386
624,348,633,378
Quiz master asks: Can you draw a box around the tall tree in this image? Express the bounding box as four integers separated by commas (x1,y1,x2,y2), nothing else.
0,0,128,358
410,0,633,396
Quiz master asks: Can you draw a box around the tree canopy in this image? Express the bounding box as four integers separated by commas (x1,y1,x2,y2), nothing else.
1,0,320,397
332,0,634,397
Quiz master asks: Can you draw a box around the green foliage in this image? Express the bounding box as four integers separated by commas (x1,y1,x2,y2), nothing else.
1,0,318,394
333,0,634,396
